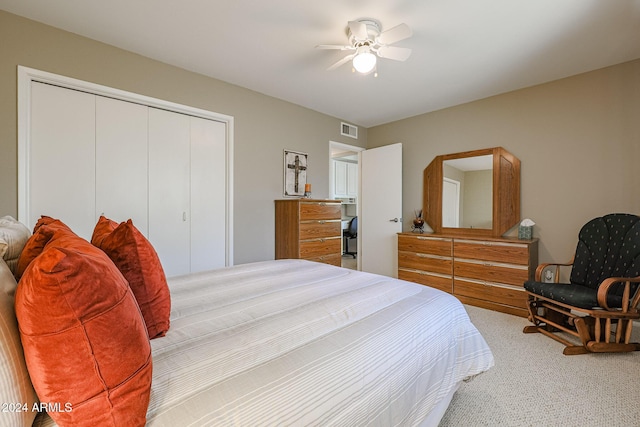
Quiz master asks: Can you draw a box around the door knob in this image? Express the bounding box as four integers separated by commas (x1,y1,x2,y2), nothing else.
389,218,400,222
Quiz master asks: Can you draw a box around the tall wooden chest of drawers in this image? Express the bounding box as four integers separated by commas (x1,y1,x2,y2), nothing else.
398,233,538,317
275,199,342,266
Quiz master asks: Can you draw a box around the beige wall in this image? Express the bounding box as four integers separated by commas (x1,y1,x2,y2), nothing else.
0,11,366,264
368,59,640,264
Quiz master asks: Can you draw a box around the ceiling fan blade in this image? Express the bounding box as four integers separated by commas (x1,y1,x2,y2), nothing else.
348,20,368,41
316,44,354,51
327,54,355,71
377,23,412,45
376,46,412,61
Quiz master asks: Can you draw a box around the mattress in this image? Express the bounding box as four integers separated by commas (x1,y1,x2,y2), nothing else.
35,259,493,426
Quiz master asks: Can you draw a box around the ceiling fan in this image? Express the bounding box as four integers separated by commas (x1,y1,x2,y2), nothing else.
317,19,412,75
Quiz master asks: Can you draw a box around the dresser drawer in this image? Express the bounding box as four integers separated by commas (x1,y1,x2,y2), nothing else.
454,240,530,265
300,237,341,259
454,258,529,286
300,220,341,240
398,251,452,276
454,278,527,309
398,268,452,293
300,202,341,220
398,234,452,256
308,253,342,267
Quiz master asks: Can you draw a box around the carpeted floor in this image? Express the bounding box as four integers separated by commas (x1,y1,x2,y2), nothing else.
439,305,640,427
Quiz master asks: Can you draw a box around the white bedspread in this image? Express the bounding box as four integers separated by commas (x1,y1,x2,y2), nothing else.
35,259,494,426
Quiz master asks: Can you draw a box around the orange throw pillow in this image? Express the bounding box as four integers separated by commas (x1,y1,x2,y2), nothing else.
93,218,171,339
15,216,72,279
15,231,152,426
90,215,118,247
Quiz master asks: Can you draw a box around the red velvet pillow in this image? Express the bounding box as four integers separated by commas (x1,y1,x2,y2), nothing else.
15,217,72,279
15,231,152,426
31,215,66,234
90,215,118,247
93,218,171,339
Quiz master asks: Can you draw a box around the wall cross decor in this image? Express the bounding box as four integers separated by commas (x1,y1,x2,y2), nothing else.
284,149,308,197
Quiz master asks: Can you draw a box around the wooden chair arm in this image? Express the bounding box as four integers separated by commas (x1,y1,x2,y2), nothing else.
534,258,574,282
597,276,640,311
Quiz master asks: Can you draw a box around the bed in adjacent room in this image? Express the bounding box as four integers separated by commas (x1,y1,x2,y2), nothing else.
1,216,493,427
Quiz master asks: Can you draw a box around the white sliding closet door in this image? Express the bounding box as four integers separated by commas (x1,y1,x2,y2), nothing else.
190,117,226,272
95,97,149,234
148,108,191,277
29,82,96,238
20,67,233,273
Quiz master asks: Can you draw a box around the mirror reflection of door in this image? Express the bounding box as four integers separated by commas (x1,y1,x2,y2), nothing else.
442,177,460,227
442,155,493,229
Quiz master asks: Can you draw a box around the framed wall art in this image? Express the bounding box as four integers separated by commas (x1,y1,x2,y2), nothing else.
283,149,308,197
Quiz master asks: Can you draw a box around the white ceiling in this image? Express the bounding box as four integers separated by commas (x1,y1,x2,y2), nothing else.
2,0,639,128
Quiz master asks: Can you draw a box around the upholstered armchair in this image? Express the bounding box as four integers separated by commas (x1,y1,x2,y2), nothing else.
523,213,640,355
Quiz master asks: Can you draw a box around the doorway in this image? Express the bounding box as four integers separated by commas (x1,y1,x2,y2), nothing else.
329,141,364,270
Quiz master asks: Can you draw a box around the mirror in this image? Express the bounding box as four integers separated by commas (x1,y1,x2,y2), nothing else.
423,147,520,237
442,155,493,229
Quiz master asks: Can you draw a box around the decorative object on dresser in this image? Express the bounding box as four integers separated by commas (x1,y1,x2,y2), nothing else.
283,149,308,197
398,233,538,317
275,199,342,266
411,209,425,233
523,213,640,355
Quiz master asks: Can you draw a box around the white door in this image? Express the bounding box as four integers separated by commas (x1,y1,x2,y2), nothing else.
148,108,191,277
20,67,234,272
334,160,348,197
29,82,96,238
442,177,460,227
190,117,227,272
359,143,402,277
95,96,149,234
347,162,358,197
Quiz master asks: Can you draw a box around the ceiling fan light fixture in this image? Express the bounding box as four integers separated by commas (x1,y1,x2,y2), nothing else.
352,48,377,74
318,19,411,74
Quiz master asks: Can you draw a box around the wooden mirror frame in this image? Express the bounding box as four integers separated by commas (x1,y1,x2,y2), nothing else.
423,147,521,237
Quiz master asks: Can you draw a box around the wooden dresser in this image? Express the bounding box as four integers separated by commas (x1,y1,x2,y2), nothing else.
398,233,538,317
275,199,342,266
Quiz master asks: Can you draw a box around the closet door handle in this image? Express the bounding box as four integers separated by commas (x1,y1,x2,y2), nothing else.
183,212,187,222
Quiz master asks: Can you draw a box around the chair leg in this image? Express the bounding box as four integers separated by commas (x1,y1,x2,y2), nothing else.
574,317,592,347
563,345,590,356
525,298,565,332
524,296,640,355
524,296,592,355
344,236,356,258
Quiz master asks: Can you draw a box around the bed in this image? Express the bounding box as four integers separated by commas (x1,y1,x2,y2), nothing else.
1,216,493,427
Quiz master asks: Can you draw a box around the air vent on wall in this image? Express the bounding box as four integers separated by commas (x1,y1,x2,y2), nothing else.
341,122,358,139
